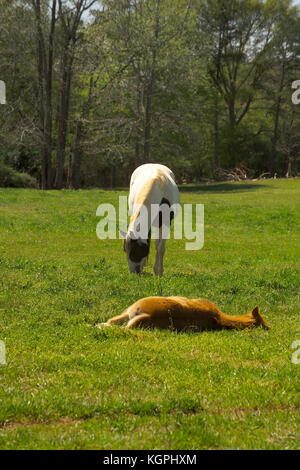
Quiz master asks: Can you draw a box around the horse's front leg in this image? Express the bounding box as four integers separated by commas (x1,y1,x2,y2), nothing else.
154,236,166,277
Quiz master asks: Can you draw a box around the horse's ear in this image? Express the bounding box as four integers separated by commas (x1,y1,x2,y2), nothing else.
119,230,127,240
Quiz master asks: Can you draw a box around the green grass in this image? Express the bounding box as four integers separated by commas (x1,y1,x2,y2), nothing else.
0,179,299,450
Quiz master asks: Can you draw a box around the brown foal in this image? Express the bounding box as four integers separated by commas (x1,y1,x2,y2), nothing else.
102,296,269,332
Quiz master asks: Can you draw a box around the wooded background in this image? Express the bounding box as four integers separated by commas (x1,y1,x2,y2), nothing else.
0,0,300,189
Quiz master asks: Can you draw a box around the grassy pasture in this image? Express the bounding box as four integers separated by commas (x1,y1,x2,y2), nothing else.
0,179,299,450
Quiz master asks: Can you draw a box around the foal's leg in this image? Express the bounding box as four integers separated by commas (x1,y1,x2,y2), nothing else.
106,308,130,326
126,313,152,329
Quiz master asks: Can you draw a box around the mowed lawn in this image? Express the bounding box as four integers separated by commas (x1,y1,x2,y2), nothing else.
0,179,299,450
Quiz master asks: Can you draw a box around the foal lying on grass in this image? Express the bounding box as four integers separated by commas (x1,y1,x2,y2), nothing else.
99,297,270,331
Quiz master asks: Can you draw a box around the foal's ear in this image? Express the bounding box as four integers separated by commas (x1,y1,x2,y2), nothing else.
252,306,259,317
251,306,270,330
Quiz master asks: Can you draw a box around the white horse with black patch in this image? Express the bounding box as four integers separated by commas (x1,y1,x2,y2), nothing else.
120,163,180,276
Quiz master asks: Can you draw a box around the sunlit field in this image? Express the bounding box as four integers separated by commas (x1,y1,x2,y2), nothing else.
0,179,299,449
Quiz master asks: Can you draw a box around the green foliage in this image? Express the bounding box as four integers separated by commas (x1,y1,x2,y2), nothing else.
219,124,272,172
0,180,299,449
0,0,300,187
0,163,37,188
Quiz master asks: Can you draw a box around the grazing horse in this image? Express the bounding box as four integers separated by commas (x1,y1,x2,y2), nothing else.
120,164,180,276
99,297,270,331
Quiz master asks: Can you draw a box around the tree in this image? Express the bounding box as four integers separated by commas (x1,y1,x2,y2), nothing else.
31,0,57,189
196,0,275,167
54,0,97,189
1,0,300,187
266,1,300,174
101,0,191,166
71,73,95,189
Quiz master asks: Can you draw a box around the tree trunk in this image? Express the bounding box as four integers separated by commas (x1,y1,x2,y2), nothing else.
71,120,84,190
270,59,285,175
71,74,94,189
34,0,47,189
45,0,56,189
143,83,152,163
228,98,236,129
55,44,73,189
135,58,142,168
55,0,92,189
143,54,156,162
32,0,57,190
110,164,116,188
286,157,292,178
213,30,222,172
67,151,72,188
143,0,160,162
213,97,220,170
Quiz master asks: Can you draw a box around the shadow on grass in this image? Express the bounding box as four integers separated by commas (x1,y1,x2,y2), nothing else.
88,182,268,194
179,182,267,193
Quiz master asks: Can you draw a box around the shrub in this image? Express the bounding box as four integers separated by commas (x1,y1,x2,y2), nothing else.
0,163,37,188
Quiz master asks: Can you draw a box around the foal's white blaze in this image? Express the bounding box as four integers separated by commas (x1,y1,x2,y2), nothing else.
124,163,180,276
